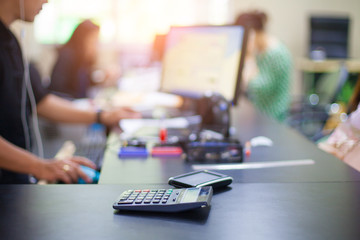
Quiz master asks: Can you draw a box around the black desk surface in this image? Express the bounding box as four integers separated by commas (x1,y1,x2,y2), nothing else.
99,98,360,184
1,183,360,240
3,97,360,240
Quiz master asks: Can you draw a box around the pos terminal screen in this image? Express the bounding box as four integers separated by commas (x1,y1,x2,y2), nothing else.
173,171,223,186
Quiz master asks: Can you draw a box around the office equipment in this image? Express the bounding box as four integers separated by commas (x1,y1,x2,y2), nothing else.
118,138,148,158
118,146,148,158
185,139,243,163
168,170,232,189
191,91,231,137
140,91,232,136
151,145,183,157
40,119,107,170
75,124,107,169
103,25,247,136
78,165,100,184
113,186,213,212
63,138,102,183
309,16,350,59
250,136,274,147
160,25,248,105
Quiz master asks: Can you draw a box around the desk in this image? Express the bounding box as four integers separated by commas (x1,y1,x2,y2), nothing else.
3,97,360,240
2,183,360,240
99,97,360,184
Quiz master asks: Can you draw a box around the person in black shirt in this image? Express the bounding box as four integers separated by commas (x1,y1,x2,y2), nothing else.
0,0,141,184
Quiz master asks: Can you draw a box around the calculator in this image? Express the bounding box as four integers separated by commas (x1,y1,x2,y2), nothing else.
113,186,213,212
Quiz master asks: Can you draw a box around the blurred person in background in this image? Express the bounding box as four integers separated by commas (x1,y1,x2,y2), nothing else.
235,10,292,122
48,19,119,99
49,19,99,99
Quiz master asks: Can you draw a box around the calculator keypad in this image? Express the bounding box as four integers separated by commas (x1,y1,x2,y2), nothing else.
118,189,175,205
113,186,213,212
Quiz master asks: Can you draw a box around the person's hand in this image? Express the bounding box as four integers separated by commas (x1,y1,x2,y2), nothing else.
100,107,142,127
34,156,97,184
242,56,258,88
246,30,256,57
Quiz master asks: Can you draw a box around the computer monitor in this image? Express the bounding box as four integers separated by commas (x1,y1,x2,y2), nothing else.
160,25,248,105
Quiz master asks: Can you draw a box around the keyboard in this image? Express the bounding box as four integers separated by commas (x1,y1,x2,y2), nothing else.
75,124,107,170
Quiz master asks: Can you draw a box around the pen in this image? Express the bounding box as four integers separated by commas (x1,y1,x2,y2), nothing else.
159,127,168,143
245,141,251,157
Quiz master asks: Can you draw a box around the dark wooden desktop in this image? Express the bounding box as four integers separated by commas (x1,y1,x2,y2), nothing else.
2,97,360,240
99,97,360,184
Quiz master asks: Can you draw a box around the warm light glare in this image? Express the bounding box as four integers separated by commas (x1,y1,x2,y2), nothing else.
35,0,229,45
100,19,116,42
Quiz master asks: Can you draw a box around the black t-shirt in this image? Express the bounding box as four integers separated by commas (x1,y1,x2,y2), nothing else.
0,20,49,183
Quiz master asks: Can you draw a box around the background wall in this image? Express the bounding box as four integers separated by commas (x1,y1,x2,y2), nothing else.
229,0,360,97
231,0,360,58
13,0,360,98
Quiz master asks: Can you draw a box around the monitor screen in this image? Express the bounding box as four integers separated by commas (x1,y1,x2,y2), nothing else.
160,25,247,105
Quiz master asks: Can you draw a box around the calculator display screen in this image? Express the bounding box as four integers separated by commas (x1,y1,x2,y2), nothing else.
181,188,200,203
175,172,222,186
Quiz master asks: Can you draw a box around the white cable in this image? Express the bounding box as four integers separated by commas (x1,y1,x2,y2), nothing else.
19,0,30,151
24,49,45,158
21,61,30,151
19,0,44,158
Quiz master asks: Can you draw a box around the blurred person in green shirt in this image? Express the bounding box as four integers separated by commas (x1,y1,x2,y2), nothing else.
235,10,292,122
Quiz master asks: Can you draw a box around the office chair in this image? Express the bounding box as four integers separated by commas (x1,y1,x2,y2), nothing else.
286,62,349,141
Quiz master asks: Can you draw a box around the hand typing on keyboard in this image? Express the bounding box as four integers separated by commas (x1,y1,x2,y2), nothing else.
37,155,97,184
37,141,97,184
76,124,107,170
